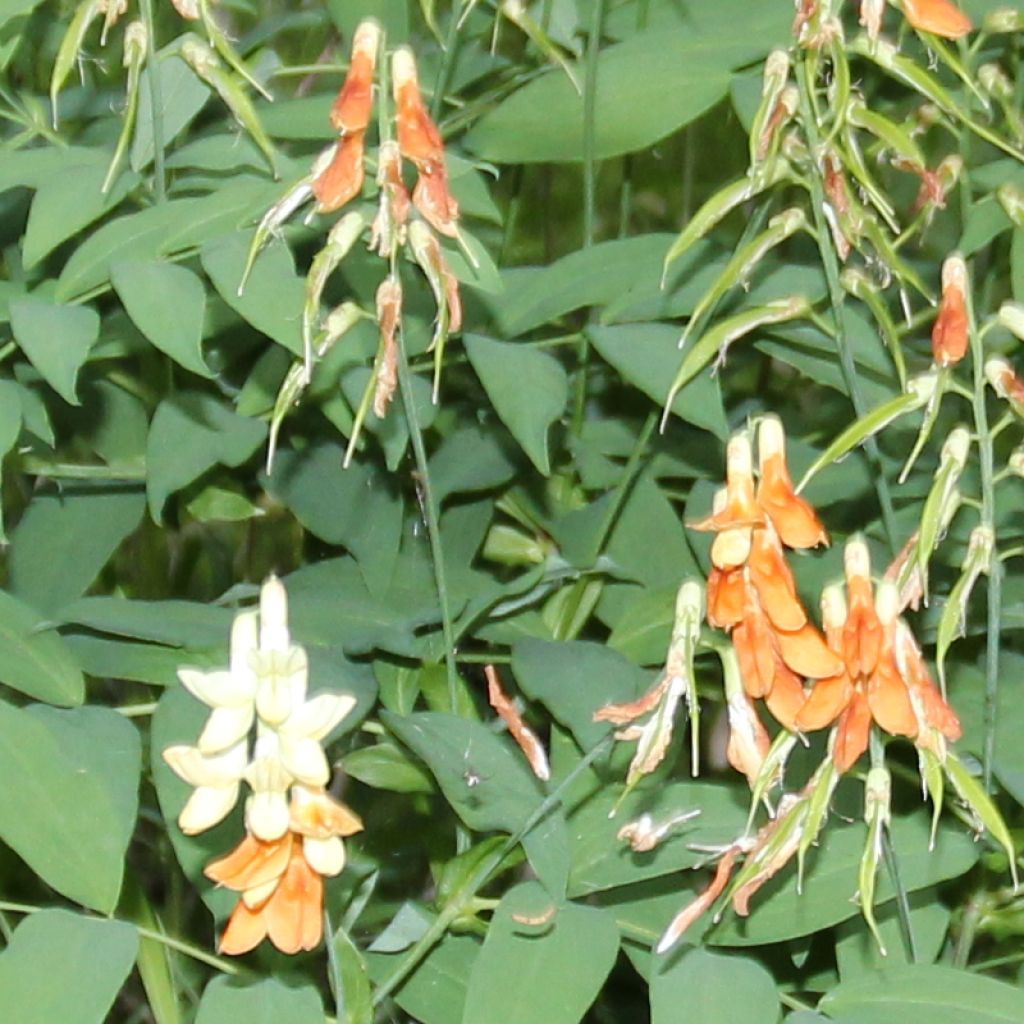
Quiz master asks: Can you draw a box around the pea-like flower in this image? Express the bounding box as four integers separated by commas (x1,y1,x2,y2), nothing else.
901,0,973,39
164,576,362,955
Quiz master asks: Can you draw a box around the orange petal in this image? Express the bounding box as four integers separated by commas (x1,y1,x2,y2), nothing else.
264,845,324,954
757,455,828,549
394,49,445,167
900,636,963,741
312,133,366,213
902,0,972,39
733,611,775,699
329,21,379,134
932,285,968,367
413,165,460,238
707,567,746,629
691,436,764,537
764,660,807,731
834,690,872,772
219,900,268,956
775,621,844,679
290,787,364,840
204,833,293,892
867,655,917,738
796,672,852,731
747,526,807,632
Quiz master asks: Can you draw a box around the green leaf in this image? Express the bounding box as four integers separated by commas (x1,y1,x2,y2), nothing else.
266,444,403,591
56,179,279,301
112,261,211,377
23,158,135,269
511,638,650,750
195,977,325,1024
9,485,145,616
568,779,748,896
427,424,519,504
146,391,266,521
9,297,99,405
709,816,979,946
0,702,140,912
0,377,22,540
332,926,373,1024
0,589,84,704
326,0,408,40
131,54,211,172
464,334,568,475
0,910,137,1024
820,964,1024,1024
466,31,736,162
341,742,435,794
587,323,728,439
487,234,685,337
835,896,950,979
201,233,305,356
366,934,480,1024
650,947,779,1024
462,882,620,1024
384,711,542,834
59,595,234,649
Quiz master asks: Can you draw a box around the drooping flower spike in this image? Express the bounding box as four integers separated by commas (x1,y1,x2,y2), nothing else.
695,421,837,733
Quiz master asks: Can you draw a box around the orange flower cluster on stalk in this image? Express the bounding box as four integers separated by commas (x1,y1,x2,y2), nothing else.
695,418,836,739
797,540,962,771
243,20,466,467
695,419,960,775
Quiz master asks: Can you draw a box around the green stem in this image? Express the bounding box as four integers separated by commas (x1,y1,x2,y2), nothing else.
796,57,899,553
871,733,917,962
431,3,464,120
371,735,614,1006
139,0,166,203
966,277,1003,793
570,0,606,439
582,0,604,248
396,331,459,712
0,900,240,974
953,892,987,968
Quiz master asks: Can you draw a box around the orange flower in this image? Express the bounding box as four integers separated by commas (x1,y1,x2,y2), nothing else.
218,837,324,955
756,416,828,550
392,47,461,239
695,424,837,733
932,255,969,368
392,47,445,167
902,0,972,38
796,541,954,772
312,134,366,213
330,20,380,135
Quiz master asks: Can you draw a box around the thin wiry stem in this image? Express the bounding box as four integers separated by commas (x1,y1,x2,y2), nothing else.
139,0,166,203
796,56,899,553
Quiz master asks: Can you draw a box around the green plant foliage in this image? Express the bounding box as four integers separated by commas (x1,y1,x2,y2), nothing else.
4,0,1024,1019
0,911,138,1024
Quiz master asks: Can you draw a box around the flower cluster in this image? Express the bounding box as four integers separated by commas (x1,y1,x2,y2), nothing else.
797,538,962,771
164,577,362,955
244,20,465,466
695,419,835,744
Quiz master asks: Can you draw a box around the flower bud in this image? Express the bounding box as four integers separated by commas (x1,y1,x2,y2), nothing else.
979,63,1014,101
932,254,969,368
983,7,1024,33
1009,448,1024,477
998,183,1024,227
998,302,1024,340
123,19,147,65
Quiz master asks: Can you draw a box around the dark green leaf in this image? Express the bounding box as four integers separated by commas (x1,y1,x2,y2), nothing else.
0,702,140,912
0,910,137,1024
195,977,325,1024
0,589,84,704
10,297,99,405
